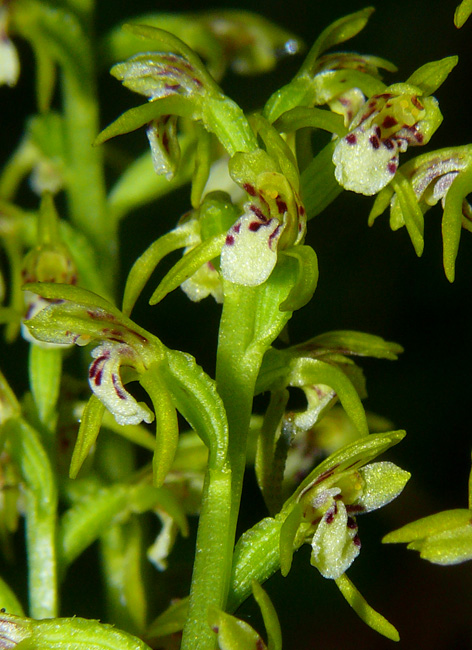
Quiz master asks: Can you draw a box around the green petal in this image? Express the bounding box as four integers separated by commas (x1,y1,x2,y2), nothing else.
409,525,472,565
335,574,400,641
455,0,472,27
279,502,303,577
306,330,403,360
442,167,472,282
358,462,410,512
391,173,424,256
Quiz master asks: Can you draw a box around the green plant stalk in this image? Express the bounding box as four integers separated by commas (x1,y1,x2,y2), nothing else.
61,66,114,286
181,284,278,649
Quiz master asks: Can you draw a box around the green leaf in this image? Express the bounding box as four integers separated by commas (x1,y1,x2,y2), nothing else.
406,56,458,96
69,395,106,479
251,581,282,650
149,233,226,305
278,246,318,312
335,574,400,641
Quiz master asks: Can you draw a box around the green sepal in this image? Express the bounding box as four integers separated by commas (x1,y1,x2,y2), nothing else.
149,233,226,305
301,141,342,218
278,246,318,312
139,365,179,488
95,97,197,146
28,344,62,424
299,7,375,74
455,0,472,27
0,575,25,616
391,173,424,256
263,8,375,122
406,56,458,97
69,395,105,479
442,167,472,282
201,95,258,155
208,607,267,650
279,502,303,577
288,430,406,507
146,597,189,638
252,115,300,190
251,581,282,650
164,349,228,465
0,611,152,650
306,330,403,360
274,106,347,137
122,221,196,317
335,574,400,641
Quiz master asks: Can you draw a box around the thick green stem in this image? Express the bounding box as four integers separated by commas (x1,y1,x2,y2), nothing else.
181,285,269,650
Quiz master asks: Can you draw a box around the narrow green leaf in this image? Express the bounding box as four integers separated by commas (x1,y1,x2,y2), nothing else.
278,246,318,312
251,581,282,650
406,56,458,96
146,597,189,638
69,395,105,479
149,233,226,305
335,574,400,641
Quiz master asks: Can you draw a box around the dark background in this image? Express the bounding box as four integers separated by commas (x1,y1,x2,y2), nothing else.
2,0,472,648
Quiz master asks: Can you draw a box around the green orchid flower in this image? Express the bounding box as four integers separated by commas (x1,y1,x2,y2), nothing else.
332,56,457,196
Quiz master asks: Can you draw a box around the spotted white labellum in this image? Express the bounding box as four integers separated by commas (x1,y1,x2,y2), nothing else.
333,92,438,196
88,342,154,426
220,206,284,286
310,498,360,579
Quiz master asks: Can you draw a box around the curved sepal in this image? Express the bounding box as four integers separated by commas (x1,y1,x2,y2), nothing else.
406,56,458,96
69,395,105,479
278,245,318,311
